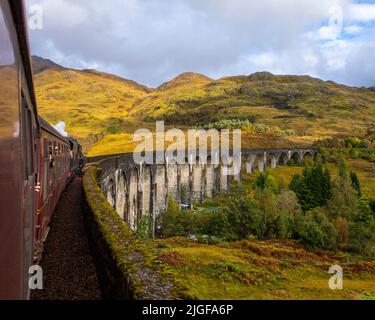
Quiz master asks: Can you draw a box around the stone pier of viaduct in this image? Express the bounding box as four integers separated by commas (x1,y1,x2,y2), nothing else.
92,148,317,231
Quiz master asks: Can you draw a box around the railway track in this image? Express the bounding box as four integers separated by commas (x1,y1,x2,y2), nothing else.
31,177,102,300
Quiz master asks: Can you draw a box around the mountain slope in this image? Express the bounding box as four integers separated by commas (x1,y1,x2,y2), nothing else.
32,57,152,150
31,57,375,155
131,71,375,137
32,55,66,74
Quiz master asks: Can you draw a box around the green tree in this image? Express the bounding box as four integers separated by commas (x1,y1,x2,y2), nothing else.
223,195,263,240
306,208,337,250
255,170,278,194
325,175,359,220
335,217,349,248
338,159,348,178
299,221,324,250
256,188,279,238
350,172,361,196
348,222,373,252
156,197,195,237
277,190,302,217
289,163,332,211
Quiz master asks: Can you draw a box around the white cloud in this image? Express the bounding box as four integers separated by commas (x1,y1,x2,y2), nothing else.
53,121,68,137
348,4,375,22
322,39,351,70
318,26,342,40
344,25,363,35
25,0,375,87
38,0,88,28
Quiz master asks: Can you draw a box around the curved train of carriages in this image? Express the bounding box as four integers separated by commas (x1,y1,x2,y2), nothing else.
0,0,84,299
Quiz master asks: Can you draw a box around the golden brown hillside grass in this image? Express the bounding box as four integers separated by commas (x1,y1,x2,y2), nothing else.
154,237,375,300
34,68,151,151
32,61,375,155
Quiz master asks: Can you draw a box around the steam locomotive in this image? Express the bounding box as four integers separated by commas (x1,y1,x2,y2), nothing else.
0,0,84,299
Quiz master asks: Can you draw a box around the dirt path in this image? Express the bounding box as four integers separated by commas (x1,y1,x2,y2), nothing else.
31,177,102,300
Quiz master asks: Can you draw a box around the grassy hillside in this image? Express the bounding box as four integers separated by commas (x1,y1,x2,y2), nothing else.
32,56,152,151
32,57,375,155
155,237,375,300
242,160,375,199
131,71,375,137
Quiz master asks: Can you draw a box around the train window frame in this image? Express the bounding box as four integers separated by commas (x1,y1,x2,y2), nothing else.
20,93,34,180
43,138,49,200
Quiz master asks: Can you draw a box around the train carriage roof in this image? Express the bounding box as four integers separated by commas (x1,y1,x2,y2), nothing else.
38,116,69,143
8,0,38,126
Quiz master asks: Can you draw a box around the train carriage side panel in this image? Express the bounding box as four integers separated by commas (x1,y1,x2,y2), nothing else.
34,118,70,261
0,0,38,300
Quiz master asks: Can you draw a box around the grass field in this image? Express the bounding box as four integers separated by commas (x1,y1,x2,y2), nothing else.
154,237,375,300
152,161,375,300
250,160,375,199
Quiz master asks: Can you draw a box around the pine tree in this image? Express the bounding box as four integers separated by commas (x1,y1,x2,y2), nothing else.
350,171,361,196
289,163,332,211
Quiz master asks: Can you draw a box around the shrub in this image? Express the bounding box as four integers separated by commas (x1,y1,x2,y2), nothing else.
275,212,294,239
156,197,195,237
230,196,264,240
325,175,359,220
298,221,325,250
348,222,374,252
370,200,375,214
277,190,302,217
136,216,152,239
306,208,337,250
255,170,278,194
106,126,120,134
335,217,349,248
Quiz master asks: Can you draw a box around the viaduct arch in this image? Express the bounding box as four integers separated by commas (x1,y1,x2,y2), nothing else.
96,148,317,232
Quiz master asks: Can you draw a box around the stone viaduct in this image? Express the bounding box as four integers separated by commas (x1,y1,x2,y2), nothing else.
91,148,317,232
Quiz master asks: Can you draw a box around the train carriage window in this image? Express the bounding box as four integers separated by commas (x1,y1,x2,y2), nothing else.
49,141,54,169
21,94,34,179
43,139,49,160
43,138,49,200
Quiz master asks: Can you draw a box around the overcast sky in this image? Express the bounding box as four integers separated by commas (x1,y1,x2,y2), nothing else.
25,0,375,88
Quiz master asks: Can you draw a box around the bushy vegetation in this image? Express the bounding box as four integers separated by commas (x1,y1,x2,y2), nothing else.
156,237,375,300
156,161,375,253
317,137,375,164
195,119,296,137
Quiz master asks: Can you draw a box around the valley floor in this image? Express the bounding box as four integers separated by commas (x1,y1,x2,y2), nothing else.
154,237,375,300
152,161,375,300
243,160,375,199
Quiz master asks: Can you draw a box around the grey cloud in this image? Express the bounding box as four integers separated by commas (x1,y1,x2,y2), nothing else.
25,0,375,87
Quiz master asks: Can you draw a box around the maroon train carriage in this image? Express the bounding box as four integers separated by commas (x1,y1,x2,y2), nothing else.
0,0,39,300
33,117,71,262
68,137,85,178
0,0,83,300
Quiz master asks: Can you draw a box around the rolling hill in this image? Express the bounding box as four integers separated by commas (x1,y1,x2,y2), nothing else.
31,57,375,155
32,56,152,151
131,71,375,136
